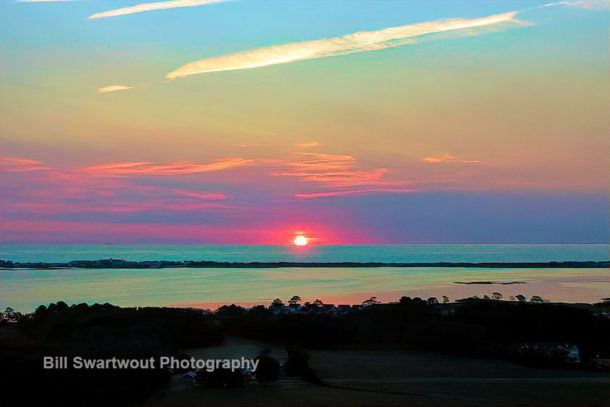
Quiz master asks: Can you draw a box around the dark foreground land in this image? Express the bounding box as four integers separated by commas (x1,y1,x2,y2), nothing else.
1,297,609,406
155,337,609,407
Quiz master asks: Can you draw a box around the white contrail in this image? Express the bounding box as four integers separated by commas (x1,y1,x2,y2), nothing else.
544,0,609,8
97,85,133,94
89,0,229,20
167,11,519,79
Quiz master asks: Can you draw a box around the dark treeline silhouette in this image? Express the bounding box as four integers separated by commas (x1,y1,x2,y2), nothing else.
219,298,610,362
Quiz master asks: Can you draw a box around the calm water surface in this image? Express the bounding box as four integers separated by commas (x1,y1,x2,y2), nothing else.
0,245,607,312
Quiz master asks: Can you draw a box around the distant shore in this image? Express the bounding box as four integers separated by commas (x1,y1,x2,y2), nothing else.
0,259,607,270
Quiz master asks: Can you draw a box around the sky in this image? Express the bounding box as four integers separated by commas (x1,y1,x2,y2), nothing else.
0,0,608,244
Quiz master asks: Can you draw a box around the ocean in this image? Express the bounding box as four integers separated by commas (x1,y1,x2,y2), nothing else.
0,244,607,312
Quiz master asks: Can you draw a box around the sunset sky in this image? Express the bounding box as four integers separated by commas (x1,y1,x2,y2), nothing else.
1,0,608,244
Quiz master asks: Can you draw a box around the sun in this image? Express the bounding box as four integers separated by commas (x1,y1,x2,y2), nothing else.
293,235,309,247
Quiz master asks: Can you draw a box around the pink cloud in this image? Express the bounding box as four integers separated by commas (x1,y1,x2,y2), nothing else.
0,156,51,172
84,158,252,176
5,200,231,214
11,170,127,200
0,219,355,244
294,187,418,199
1,163,234,216
0,219,243,243
171,189,227,200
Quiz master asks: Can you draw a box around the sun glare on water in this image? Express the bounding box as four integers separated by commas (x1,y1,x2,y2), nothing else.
293,235,309,247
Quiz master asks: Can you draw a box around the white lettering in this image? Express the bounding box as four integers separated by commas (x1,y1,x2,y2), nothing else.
159,356,170,368
73,356,83,369
43,356,54,369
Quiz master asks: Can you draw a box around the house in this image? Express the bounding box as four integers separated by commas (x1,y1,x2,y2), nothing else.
321,304,336,313
435,304,456,317
269,305,296,315
336,305,352,314
517,343,581,363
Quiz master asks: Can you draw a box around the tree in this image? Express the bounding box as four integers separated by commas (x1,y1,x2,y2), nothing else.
361,296,379,307
312,299,324,306
427,297,439,305
34,304,48,319
288,296,302,305
250,304,269,314
217,304,245,316
442,295,450,304
56,301,69,312
399,296,412,305
255,355,280,382
491,292,503,300
515,294,527,303
72,303,90,311
530,295,544,304
271,298,284,307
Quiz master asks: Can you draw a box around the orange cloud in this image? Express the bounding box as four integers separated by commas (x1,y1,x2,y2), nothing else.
421,154,482,164
0,156,50,172
297,141,319,148
84,158,252,176
270,153,389,187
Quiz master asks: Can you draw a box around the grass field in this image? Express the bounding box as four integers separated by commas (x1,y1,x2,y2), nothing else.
149,337,609,407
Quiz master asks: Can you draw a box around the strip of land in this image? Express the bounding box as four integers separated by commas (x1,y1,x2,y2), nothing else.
0,259,607,269
454,281,527,285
